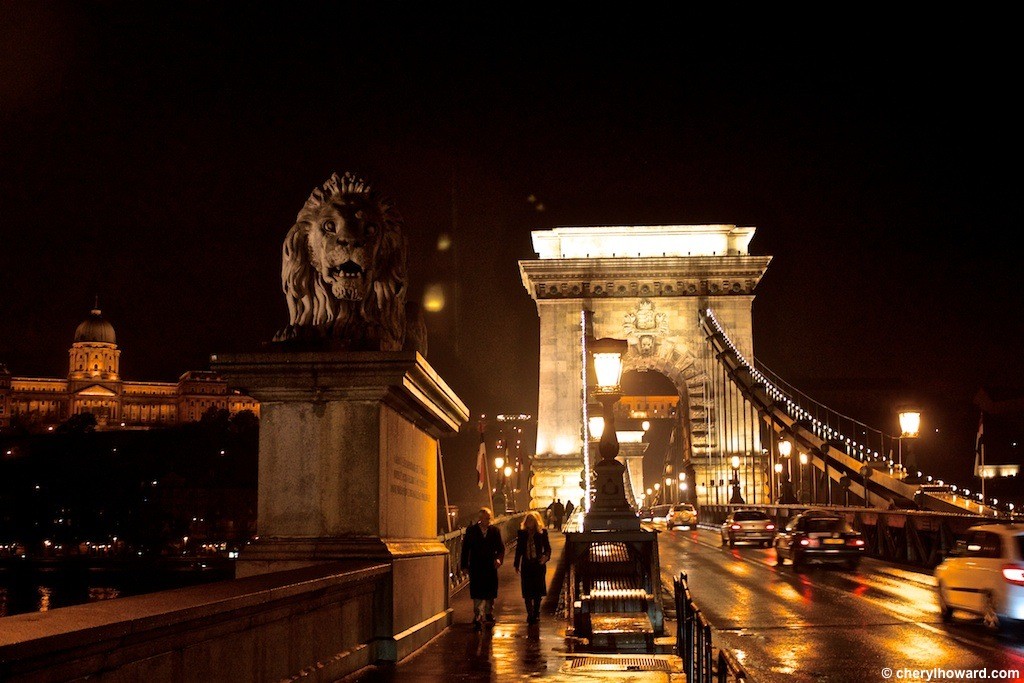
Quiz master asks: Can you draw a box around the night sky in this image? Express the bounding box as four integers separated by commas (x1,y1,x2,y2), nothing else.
2,6,1021,497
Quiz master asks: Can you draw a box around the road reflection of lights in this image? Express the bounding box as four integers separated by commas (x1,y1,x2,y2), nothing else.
725,562,751,577
769,641,812,676
898,631,955,667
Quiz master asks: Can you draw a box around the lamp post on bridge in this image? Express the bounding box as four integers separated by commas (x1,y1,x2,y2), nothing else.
897,408,921,471
583,338,639,532
777,439,798,504
799,452,809,503
729,455,745,504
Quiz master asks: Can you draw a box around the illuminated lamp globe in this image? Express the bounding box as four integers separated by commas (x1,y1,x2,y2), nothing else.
731,455,740,469
591,338,628,392
504,466,513,478
642,420,651,432
774,463,783,474
799,453,808,465
778,439,793,457
654,483,660,491
494,456,504,469
588,415,605,440
665,477,672,487
898,409,921,438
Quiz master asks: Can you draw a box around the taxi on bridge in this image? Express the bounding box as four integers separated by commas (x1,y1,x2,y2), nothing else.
935,523,1024,634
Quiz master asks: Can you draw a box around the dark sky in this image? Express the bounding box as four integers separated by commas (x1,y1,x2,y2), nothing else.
2,5,1022,495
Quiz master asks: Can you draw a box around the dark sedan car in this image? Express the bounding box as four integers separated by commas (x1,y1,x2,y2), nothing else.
774,511,865,570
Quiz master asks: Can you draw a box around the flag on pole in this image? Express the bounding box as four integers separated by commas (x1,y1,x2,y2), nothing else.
974,412,984,477
476,429,487,489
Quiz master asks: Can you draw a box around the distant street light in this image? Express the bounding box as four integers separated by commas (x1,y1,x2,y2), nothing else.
897,408,921,470
730,455,744,504
642,420,651,432
494,456,504,469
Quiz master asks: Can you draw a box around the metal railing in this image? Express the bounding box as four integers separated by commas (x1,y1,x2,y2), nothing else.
440,511,529,595
698,503,988,569
675,572,751,683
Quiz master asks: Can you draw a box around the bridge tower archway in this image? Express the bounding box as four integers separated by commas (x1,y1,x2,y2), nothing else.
519,225,772,509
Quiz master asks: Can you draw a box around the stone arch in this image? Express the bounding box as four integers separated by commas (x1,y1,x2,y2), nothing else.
621,337,708,465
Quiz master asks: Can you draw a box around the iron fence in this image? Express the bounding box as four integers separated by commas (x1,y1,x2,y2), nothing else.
697,503,990,569
675,572,751,683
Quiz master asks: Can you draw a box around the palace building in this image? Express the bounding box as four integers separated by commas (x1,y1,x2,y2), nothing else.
0,306,258,430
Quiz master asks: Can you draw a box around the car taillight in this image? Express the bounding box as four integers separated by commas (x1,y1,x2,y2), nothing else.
799,538,810,546
1002,564,1024,586
731,524,741,530
848,539,865,546
766,524,775,530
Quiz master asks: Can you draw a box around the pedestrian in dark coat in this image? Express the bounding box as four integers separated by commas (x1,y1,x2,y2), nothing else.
514,511,551,624
552,499,565,528
460,506,505,630
562,500,575,528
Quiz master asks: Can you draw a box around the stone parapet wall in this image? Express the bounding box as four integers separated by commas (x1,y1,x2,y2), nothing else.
0,562,391,682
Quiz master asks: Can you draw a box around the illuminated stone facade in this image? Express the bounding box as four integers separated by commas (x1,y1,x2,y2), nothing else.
519,225,771,509
0,307,258,430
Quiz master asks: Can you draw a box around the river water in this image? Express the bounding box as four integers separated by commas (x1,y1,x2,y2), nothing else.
0,563,234,617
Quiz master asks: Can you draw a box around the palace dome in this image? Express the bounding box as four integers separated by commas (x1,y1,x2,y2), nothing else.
74,308,117,345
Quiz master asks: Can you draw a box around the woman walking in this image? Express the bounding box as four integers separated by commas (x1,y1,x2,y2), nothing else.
513,511,551,624
460,507,505,630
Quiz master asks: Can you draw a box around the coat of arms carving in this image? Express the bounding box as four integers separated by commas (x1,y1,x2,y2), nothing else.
623,299,669,356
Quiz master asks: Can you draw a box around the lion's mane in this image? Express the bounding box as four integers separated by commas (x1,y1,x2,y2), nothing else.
273,171,413,351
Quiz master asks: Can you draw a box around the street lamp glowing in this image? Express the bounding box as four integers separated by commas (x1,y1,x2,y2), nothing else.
592,338,627,391
774,463,783,474
642,420,651,432
899,410,921,438
679,472,685,481
504,466,513,478
799,452,808,465
731,455,740,469
654,483,660,491
494,456,504,469
778,439,793,458
588,415,605,440
665,477,673,487
680,483,688,491
646,488,653,495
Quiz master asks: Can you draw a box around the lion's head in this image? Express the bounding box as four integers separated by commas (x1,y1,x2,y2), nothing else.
274,172,411,351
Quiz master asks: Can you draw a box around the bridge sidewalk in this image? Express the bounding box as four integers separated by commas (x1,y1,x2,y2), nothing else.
345,528,683,682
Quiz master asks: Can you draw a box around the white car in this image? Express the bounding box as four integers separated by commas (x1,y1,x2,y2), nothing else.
934,523,1024,633
667,503,698,529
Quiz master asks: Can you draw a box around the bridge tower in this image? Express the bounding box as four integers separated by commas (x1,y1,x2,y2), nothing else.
519,225,772,510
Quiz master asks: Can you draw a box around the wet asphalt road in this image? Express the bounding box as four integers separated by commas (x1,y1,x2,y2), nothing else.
656,524,1024,683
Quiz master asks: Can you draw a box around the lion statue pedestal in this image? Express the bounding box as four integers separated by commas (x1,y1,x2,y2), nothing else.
212,172,465,662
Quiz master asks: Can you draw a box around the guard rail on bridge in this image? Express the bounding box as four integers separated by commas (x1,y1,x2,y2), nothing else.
675,572,751,683
699,503,996,569
700,309,1006,518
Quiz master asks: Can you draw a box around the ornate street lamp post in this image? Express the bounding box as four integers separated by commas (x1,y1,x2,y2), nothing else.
897,408,921,470
777,438,797,504
799,452,808,502
584,338,639,531
729,455,745,504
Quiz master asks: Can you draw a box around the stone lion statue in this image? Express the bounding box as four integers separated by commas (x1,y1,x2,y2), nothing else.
273,171,425,354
